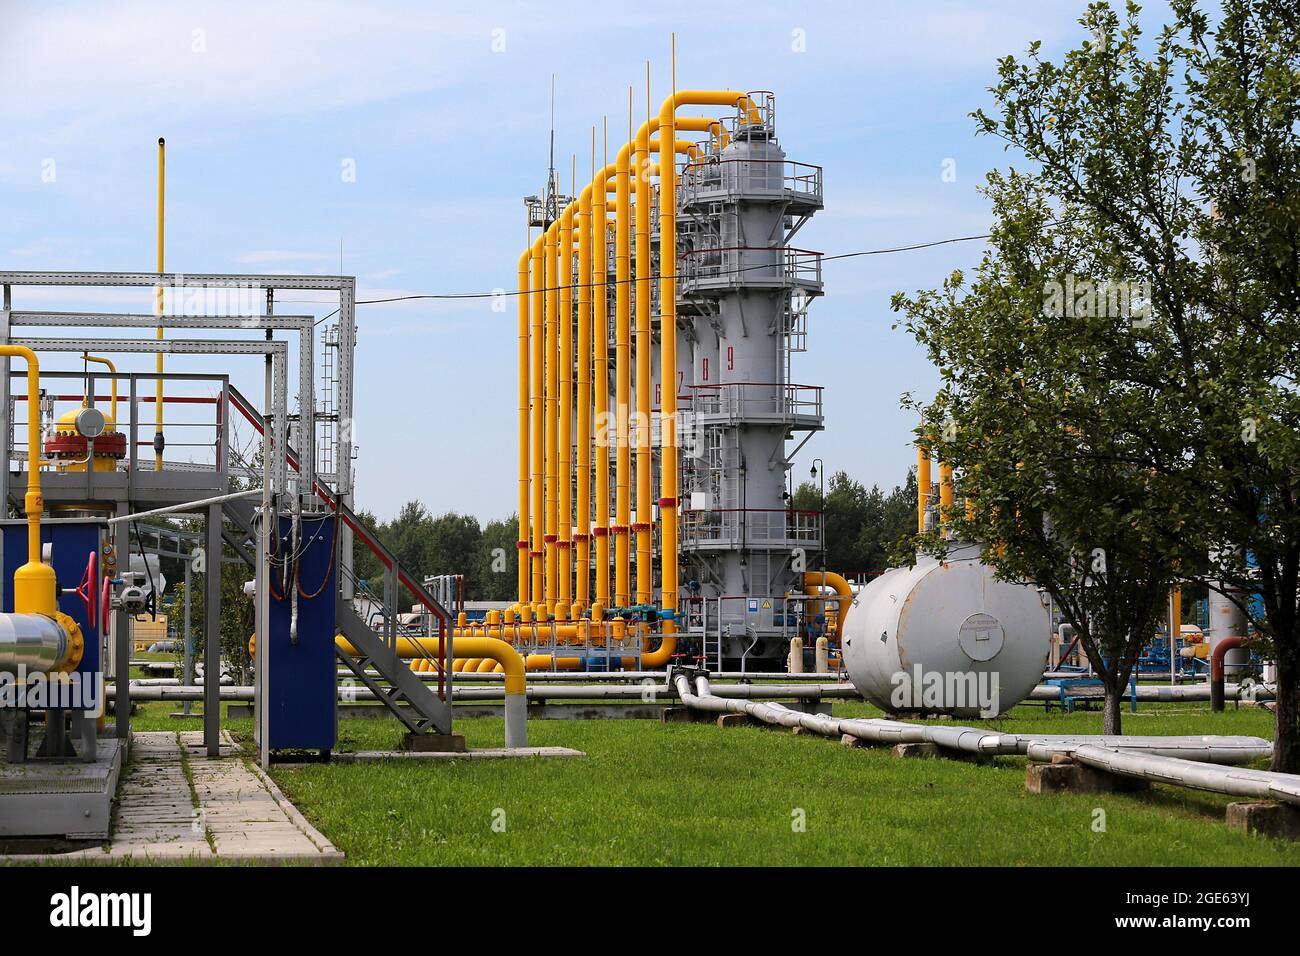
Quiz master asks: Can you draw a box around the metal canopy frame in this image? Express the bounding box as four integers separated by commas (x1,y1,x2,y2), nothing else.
0,270,358,759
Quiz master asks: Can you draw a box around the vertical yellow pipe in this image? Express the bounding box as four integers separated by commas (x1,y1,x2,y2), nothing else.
634,70,654,607
656,76,757,646
81,354,118,421
558,200,575,616
576,138,594,609
939,459,955,530
530,236,545,604
4,346,57,616
544,221,560,612
593,130,612,609
917,442,931,533
154,137,165,471
614,124,633,608
517,245,532,606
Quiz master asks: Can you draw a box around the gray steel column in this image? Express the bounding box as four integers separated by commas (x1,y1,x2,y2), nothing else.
204,503,222,756
114,515,131,741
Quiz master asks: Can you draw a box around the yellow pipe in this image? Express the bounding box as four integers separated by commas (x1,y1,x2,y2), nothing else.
656,88,758,653
81,353,118,421
558,202,575,614
917,441,931,533
803,571,854,634
575,163,593,609
517,248,531,605
154,137,165,472
544,221,560,608
614,133,632,608
939,459,954,528
4,347,57,617
530,235,546,602
634,107,654,607
592,157,614,610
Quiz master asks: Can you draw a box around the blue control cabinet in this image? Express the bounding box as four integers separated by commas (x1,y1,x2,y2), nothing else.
266,514,338,752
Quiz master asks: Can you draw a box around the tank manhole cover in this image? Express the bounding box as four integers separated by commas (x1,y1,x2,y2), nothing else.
957,612,1005,662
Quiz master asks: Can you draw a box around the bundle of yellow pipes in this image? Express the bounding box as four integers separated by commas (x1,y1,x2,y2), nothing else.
501,78,771,671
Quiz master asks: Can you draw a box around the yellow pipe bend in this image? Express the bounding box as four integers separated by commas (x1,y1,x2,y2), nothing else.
803,571,854,633
339,635,527,694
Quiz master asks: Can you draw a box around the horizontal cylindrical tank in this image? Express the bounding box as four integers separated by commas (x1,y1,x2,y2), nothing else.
840,550,1049,717
0,613,74,674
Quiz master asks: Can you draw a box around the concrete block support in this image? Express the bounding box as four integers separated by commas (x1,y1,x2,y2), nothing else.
1226,801,1300,841
1025,758,1150,795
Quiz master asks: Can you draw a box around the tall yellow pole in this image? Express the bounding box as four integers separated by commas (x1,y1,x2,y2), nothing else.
154,137,165,471
575,132,595,610
634,66,654,607
517,243,532,606
558,195,575,616
593,120,612,609
530,236,545,607
613,97,633,609
939,459,955,531
544,221,560,613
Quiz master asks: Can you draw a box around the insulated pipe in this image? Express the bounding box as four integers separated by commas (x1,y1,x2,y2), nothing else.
517,248,531,606
558,203,575,614
544,221,560,609
673,675,1275,767
81,353,118,420
1211,636,1250,712
529,236,545,602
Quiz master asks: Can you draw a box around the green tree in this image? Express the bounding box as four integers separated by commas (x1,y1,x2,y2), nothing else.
894,2,1202,733
921,0,1300,764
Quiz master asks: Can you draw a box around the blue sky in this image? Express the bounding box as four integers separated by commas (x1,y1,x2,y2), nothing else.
0,0,1184,521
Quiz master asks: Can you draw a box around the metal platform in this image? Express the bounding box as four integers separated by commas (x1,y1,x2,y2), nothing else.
0,736,124,840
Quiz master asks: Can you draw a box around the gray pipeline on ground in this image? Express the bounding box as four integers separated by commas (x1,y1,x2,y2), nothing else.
1029,682,1274,702
670,673,1296,807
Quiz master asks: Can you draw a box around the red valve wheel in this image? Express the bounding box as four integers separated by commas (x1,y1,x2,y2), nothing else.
76,549,98,628
101,575,112,634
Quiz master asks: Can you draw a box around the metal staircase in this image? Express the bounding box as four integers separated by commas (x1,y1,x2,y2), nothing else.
225,384,454,736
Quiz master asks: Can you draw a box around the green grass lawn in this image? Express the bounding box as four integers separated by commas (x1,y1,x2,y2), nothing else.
126,695,1300,866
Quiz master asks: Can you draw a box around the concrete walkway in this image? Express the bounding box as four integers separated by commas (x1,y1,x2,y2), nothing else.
3,731,341,864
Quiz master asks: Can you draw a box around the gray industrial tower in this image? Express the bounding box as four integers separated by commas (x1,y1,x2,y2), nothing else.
662,93,826,667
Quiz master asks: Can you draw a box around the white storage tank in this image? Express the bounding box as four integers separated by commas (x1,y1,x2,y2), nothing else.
840,548,1050,717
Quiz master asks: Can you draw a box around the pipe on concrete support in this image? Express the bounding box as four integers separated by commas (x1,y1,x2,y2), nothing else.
672,674,1275,766
1033,743,1300,805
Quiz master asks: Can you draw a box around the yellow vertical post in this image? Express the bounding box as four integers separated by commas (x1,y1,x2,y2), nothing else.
575,132,594,610
917,441,931,533
4,346,57,617
593,121,612,609
614,94,633,609
544,221,560,613
939,459,955,530
558,192,575,617
517,242,532,606
154,137,166,471
530,237,545,605
634,65,654,607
